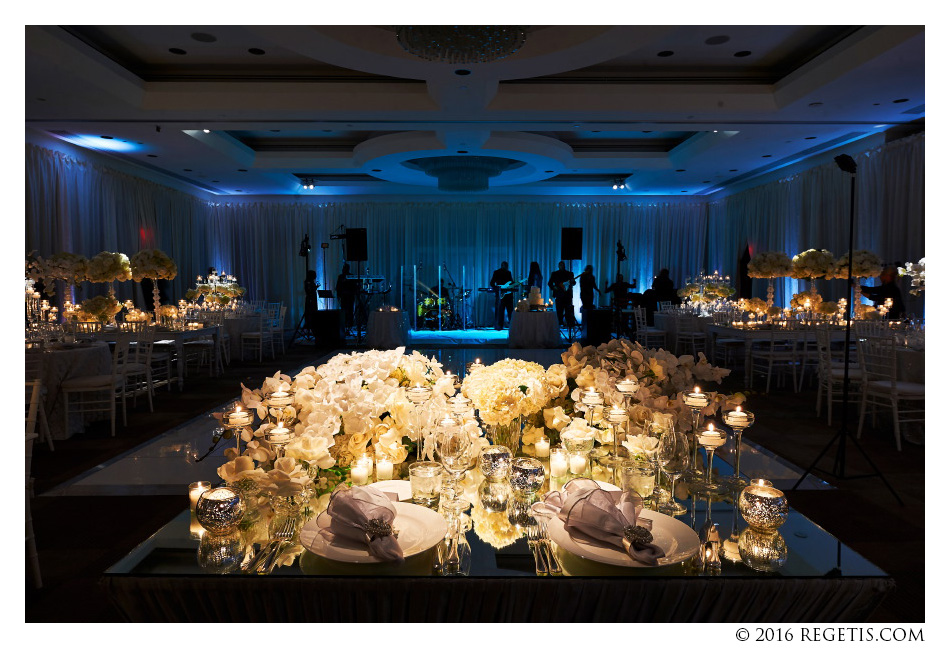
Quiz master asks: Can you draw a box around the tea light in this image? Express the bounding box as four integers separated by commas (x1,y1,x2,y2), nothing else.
466,358,485,374
444,371,459,392
376,457,394,481
607,405,628,425
188,481,211,511
724,406,751,430
616,377,639,394
448,393,472,414
698,423,727,449
267,390,293,407
225,405,250,427
739,479,789,532
535,437,550,458
570,453,588,475
195,486,245,535
265,422,292,455
407,383,432,404
549,447,569,477
351,456,373,485
683,386,709,408
581,387,604,406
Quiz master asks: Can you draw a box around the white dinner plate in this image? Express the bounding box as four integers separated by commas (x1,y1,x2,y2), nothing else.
299,501,447,564
371,479,412,501
547,509,700,568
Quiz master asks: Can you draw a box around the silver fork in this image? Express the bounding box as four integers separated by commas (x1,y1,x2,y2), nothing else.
249,517,296,574
526,524,548,576
536,518,562,575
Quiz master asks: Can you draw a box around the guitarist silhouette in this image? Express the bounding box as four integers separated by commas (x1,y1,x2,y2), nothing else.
490,261,517,330
548,261,577,327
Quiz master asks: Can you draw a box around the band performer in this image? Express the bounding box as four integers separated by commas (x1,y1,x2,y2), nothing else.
304,269,320,333
579,264,600,318
527,261,544,291
490,261,515,330
336,263,358,329
548,261,576,327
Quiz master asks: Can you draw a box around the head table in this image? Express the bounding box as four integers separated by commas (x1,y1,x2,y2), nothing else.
102,453,891,623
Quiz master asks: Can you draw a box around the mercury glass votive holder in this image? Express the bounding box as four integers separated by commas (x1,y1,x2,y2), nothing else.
478,480,511,512
197,530,246,574
509,457,545,496
737,528,788,572
478,445,513,482
738,479,789,532
195,486,246,536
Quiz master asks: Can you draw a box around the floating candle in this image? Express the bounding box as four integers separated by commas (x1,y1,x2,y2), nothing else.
616,377,639,394
724,406,751,430
267,390,293,407
684,386,709,408
607,405,628,425
225,406,250,427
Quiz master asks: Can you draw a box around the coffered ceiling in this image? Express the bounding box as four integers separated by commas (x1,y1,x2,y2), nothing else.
25,25,925,197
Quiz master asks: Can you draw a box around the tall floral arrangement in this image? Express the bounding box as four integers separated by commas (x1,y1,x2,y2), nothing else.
86,251,132,284
131,249,178,281
791,249,835,279
899,258,925,296
789,291,822,311
748,251,792,278
77,294,122,323
826,250,882,279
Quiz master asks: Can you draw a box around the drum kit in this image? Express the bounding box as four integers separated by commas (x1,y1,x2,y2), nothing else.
415,286,472,330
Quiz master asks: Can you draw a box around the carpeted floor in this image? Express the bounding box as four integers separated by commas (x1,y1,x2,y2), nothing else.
25,342,924,623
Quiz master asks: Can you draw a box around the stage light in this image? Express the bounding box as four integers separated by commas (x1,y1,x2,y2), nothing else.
203,129,210,133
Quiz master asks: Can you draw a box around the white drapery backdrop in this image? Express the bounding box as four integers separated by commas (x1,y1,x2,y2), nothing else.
707,133,925,311
26,132,924,324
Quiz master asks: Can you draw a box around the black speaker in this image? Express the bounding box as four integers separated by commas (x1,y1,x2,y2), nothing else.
314,309,345,346
561,227,583,260
345,228,368,262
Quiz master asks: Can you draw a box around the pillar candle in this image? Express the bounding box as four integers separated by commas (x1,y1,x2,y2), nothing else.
569,454,588,474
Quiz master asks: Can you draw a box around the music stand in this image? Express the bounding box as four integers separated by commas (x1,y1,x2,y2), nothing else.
317,289,333,311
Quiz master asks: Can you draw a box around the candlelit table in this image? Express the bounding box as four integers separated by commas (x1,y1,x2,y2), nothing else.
508,310,562,348
103,454,892,622
366,309,410,350
653,313,713,338
36,341,113,439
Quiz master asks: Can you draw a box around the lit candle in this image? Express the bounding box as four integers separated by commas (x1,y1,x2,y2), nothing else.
226,405,250,427
699,423,726,448
550,449,569,477
351,461,370,485
724,406,750,430
581,387,604,406
616,377,639,394
449,394,472,414
569,454,588,475
407,383,432,404
376,457,394,481
535,437,550,458
607,405,628,425
188,481,211,511
684,386,709,408
268,390,293,407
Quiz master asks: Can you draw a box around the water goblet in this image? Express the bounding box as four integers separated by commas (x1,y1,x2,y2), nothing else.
657,429,689,516
722,407,755,488
437,422,471,504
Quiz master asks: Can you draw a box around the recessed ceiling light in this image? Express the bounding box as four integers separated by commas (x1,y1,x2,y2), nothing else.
457,150,468,154
733,51,752,57
808,102,823,107
202,129,210,133
657,50,674,57
147,154,158,158
762,155,772,158
893,98,909,103
191,32,217,43
705,35,730,45
248,48,266,56
454,69,471,76
238,169,248,172
169,48,187,55
100,135,113,139
183,168,192,172
804,136,817,140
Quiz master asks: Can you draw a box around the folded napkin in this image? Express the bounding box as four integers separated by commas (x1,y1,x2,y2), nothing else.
319,485,404,563
533,478,666,566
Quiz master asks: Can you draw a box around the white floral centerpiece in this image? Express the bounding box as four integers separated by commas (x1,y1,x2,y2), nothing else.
827,250,882,280
86,251,132,285
790,291,822,311
461,358,555,449
131,249,178,313
30,252,89,297
899,258,925,296
75,294,122,324
792,248,834,297
738,297,768,316
748,251,793,279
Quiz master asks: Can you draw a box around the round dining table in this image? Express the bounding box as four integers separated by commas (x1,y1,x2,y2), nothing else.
508,310,562,348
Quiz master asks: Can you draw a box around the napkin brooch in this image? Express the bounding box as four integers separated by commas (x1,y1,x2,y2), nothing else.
359,518,398,540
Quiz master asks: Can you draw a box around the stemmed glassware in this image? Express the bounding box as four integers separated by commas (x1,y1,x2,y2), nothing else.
693,424,727,496
437,419,472,504
657,428,689,516
407,383,433,460
722,407,755,488
646,418,673,505
681,388,710,483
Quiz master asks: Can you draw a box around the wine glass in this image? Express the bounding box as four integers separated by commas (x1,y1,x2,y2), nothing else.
657,428,689,516
437,423,471,504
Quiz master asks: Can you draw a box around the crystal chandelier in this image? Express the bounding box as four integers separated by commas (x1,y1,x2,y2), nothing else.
396,26,528,65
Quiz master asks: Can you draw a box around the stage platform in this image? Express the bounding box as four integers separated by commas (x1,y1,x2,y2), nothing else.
408,327,513,346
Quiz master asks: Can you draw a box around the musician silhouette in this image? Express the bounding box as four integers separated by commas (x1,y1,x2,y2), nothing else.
336,263,357,329
548,261,576,327
490,261,515,330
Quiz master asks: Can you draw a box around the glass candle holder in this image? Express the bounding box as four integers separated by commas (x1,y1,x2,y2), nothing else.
350,455,374,485
549,446,569,479
509,457,545,496
264,423,293,458
738,528,788,572
197,530,245,574
682,387,709,482
409,461,443,507
739,479,789,532
188,481,211,512
478,445,513,482
619,459,655,501
195,486,246,536
478,480,511,512
694,424,727,495
375,456,394,481
722,407,755,488
534,435,550,458
223,405,251,428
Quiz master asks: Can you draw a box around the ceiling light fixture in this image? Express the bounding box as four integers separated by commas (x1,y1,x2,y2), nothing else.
301,177,315,190
612,178,628,191
202,129,210,134
396,26,527,64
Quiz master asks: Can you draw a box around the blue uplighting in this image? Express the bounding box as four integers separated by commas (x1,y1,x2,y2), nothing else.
59,134,143,153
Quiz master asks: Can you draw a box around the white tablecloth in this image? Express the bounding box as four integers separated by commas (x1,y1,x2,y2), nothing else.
366,310,409,349
38,341,113,439
896,348,924,383
223,316,260,358
508,310,561,348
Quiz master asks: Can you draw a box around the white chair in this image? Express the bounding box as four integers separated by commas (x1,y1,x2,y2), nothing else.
658,301,674,312
241,313,266,362
271,305,287,355
856,336,924,451
673,314,706,357
122,327,155,412
632,307,666,348
814,326,862,425
62,335,130,437
26,380,42,588
24,346,54,451
750,330,801,393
